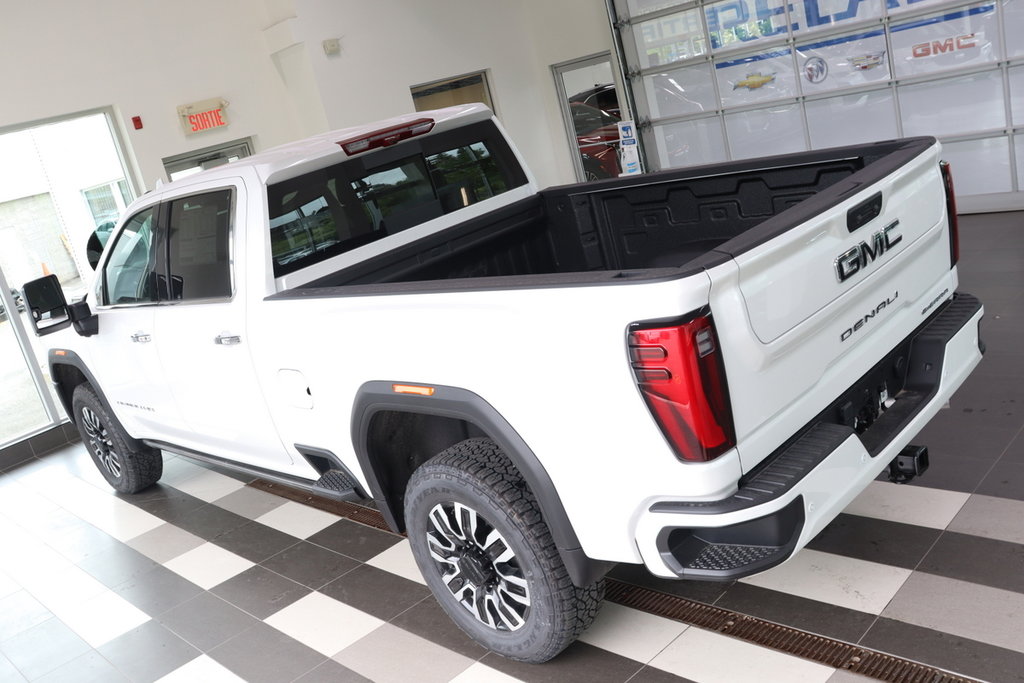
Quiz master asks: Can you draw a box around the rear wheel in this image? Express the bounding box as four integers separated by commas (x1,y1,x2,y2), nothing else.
405,438,603,662
72,384,162,494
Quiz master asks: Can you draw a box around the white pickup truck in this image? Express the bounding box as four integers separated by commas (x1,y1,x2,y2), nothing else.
23,103,984,662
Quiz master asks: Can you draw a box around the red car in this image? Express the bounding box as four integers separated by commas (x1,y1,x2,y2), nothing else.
569,102,621,180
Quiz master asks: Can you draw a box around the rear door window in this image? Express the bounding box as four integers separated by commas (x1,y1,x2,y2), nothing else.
166,189,233,301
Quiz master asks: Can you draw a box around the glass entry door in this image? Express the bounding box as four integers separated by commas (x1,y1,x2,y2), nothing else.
0,109,137,447
552,54,627,182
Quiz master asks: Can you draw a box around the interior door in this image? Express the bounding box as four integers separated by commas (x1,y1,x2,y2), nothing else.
152,180,292,468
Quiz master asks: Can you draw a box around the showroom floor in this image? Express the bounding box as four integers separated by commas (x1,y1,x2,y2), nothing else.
0,212,1021,683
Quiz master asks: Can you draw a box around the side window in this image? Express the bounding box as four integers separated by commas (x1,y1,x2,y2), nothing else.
167,189,233,301
102,207,158,305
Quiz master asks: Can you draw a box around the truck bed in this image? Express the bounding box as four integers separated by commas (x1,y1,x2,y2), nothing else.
294,138,931,293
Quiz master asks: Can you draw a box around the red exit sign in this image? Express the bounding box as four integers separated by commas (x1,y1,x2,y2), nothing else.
177,98,230,136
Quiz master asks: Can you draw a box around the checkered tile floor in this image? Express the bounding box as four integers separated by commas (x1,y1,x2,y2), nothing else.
0,212,1021,683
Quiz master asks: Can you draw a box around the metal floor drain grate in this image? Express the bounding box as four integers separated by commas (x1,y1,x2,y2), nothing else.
249,479,981,683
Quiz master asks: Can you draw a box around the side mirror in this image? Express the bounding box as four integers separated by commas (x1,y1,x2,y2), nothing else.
22,275,71,336
86,232,104,270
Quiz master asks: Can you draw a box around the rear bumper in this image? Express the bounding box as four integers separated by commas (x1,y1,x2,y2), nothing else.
634,292,984,580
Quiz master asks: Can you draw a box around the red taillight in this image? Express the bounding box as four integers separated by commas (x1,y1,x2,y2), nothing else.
628,314,736,462
337,118,435,155
940,160,959,267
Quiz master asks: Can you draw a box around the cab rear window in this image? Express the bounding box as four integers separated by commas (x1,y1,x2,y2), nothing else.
267,120,527,277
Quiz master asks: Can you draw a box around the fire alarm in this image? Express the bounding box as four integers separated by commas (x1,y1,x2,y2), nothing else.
131,116,143,130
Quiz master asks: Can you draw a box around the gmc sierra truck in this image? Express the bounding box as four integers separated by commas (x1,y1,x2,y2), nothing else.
23,104,984,662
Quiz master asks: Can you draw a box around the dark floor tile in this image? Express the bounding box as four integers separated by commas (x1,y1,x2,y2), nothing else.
914,415,1018,464
113,563,203,617
306,519,402,562
98,620,200,682
169,503,252,541
976,459,1024,502
34,650,127,683
898,452,991,494
807,513,941,570
713,582,876,645
131,487,209,522
293,658,374,683
209,622,326,683
0,441,34,471
77,543,159,589
29,427,71,457
607,564,731,605
860,617,1024,683
999,431,1024,464
210,565,310,619
319,564,430,621
260,540,360,590
158,592,260,652
389,597,489,659
918,531,1024,593
483,640,644,683
0,617,91,680
212,520,299,564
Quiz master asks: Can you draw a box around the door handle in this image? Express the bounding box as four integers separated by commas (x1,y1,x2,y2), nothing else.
215,334,242,346
130,332,152,343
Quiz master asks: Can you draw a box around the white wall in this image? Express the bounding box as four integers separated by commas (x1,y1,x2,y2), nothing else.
0,0,614,192
0,0,310,191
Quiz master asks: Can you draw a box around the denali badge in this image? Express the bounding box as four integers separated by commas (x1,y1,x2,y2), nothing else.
835,220,902,283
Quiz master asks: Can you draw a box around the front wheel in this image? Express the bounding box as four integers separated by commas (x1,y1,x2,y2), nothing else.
72,384,162,494
404,438,603,663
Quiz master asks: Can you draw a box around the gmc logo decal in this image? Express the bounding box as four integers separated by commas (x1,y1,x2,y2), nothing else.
835,221,902,283
912,34,977,58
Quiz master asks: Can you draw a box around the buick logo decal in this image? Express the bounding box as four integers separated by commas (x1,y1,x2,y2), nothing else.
804,57,828,84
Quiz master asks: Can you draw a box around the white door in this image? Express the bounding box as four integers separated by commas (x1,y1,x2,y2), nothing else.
152,181,292,469
89,206,181,436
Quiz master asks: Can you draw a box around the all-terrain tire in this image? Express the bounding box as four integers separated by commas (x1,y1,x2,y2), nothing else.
404,438,604,663
71,384,162,493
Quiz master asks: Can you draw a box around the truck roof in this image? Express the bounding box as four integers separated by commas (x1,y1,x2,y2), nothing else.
151,103,494,193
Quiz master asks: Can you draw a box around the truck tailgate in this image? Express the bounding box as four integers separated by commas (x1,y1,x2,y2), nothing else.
709,138,957,473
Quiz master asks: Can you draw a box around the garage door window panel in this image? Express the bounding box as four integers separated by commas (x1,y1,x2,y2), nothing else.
806,90,898,148
167,189,233,302
890,3,1000,79
900,70,1005,136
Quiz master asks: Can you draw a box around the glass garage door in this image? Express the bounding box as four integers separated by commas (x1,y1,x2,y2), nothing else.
610,0,1024,205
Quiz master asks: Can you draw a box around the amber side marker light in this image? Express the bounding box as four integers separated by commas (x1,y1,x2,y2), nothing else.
392,384,435,397
55,350,67,356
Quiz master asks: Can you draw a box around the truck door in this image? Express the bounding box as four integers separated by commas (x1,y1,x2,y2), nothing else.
153,181,292,468
89,205,181,436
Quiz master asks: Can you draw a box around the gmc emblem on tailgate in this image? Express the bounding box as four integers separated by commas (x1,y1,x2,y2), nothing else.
834,220,902,283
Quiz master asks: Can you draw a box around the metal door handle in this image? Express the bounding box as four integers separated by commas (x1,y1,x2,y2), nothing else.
215,334,241,346
131,332,152,343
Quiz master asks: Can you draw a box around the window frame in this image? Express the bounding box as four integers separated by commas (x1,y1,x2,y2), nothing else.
96,184,238,308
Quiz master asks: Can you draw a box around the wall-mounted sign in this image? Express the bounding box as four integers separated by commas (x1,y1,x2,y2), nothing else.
617,120,642,176
177,98,229,136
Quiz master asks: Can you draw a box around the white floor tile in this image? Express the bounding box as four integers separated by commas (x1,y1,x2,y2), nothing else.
18,564,108,612
255,501,340,539
127,524,206,564
171,469,246,503
740,549,911,614
44,478,163,541
578,602,687,663
51,589,150,647
649,627,835,683
163,543,253,590
364,540,425,585
156,654,246,682
264,591,384,657
843,481,969,530
448,663,526,683
0,570,18,601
